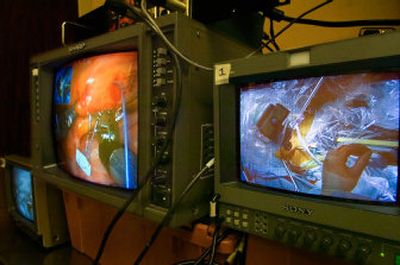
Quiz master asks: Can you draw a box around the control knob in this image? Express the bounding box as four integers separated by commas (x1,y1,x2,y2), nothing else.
153,96,168,108
355,243,371,262
337,239,352,256
155,115,167,127
274,223,286,239
320,235,333,252
303,230,317,247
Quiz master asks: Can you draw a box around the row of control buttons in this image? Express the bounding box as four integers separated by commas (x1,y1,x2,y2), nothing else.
150,47,172,208
225,216,249,228
32,68,40,122
222,205,374,263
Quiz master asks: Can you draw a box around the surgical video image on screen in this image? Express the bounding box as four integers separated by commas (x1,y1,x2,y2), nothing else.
53,52,138,189
12,167,34,222
240,72,399,202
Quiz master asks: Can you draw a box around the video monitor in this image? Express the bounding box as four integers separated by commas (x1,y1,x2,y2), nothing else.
5,155,69,248
31,13,253,226
240,72,399,203
11,166,35,222
214,31,400,265
53,51,138,189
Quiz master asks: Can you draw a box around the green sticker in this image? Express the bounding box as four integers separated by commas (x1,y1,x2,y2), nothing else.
395,255,400,265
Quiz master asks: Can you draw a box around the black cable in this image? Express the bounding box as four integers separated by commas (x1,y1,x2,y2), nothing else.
263,0,333,49
269,17,280,51
205,194,221,265
173,229,233,265
206,227,219,265
260,36,275,53
278,15,400,27
133,158,215,265
93,29,184,265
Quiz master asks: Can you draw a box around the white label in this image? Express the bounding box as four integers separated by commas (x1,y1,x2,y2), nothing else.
289,51,310,67
32,68,39,76
214,63,231,85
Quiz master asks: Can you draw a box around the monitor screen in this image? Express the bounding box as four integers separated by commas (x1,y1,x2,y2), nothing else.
12,167,35,222
53,51,138,189
240,72,399,203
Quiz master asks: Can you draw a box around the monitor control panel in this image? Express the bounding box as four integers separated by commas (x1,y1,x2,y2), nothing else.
150,38,174,208
220,203,400,265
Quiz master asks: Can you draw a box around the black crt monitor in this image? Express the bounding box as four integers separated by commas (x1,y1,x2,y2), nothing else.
214,31,400,264
31,12,252,227
4,155,68,247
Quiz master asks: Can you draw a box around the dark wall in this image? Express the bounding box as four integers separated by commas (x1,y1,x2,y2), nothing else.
0,0,78,157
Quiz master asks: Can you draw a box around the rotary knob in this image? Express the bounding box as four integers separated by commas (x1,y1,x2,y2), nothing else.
320,235,333,252
153,96,168,108
155,115,167,127
158,151,170,164
274,224,286,239
303,230,317,247
288,228,300,244
355,243,371,261
337,239,352,256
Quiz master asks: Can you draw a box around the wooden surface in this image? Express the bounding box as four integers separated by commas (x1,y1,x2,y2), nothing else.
63,191,237,265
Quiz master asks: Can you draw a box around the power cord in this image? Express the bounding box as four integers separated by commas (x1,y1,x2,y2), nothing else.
246,0,333,57
268,16,280,51
139,0,213,71
106,0,213,71
204,195,221,265
173,229,234,265
276,15,400,28
132,158,216,265
93,51,183,265
224,235,246,265
263,0,334,50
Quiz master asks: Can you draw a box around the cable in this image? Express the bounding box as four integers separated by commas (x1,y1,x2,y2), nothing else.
224,235,246,265
133,158,216,265
264,0,333,48
106,0,213,71
139,0,213,71
93,1,212,263
206,227,219,265
269,17,280,51
173,229,234,265
93,51,183,265
246,0,333,57
205,194,221,265
278,15,400,27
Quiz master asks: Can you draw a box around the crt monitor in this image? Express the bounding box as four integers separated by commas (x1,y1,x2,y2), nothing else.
4,155,69,247
31,12,252,226
7,158,35,224
214,31,399,265
31,22,150,216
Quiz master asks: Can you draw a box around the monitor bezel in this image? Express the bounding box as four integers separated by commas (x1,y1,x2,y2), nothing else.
4,155,38,233
30,22,153,213
214,31,400,242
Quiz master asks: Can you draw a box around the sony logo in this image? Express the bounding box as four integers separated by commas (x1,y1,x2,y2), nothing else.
68,42,86,53
282,203,314,216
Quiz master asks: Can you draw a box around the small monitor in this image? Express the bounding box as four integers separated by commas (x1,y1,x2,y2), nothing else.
4,155,69,247
11,166,35,222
